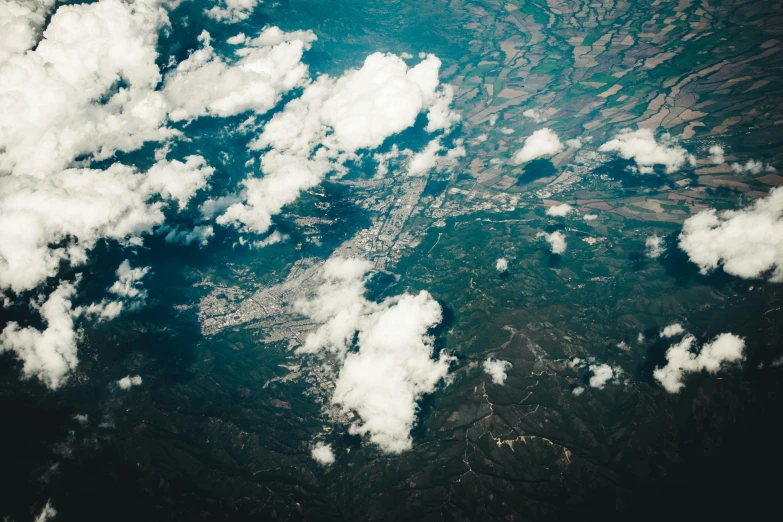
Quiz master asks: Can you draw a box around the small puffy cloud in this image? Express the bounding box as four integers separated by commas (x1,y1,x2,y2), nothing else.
0,282,78,390
588,363,615,389
513,128,564,164
495,258,508,273
77,260,150,322
407,138,465,176
34,500,57,522
679,187,783,281
311,441,335,465
205,0,262,23
660,323,685,338
73,414,89,425
568,357,585,368
165,225,215,247
298,257,453,454
144,156,215,210
118,374,143,390
538,230,567,254
522,108,546,123
163,28,317,121
572,386,585,396
565,138,583,149
709,145,725,165
546,203,574,217
731,160,774,175
482,358,512,385
583,214,598,222
645,234,665,259
654,333,745,393
599,128,694,173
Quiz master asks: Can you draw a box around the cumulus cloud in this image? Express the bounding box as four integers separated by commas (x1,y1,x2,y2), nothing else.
219,52,459,234
495,258,508,273
583,214,598,221
572,386,585,396
34,500,57,522
164,225,215,247
205,0,262,23
679,187,783,281
731,160,774,175
538,230,567,254
645,234,665,259
118,374,143,390
310,441,335,465
546,203,574,217
0,282,78,390
513,128,563,164
599,128,695,173
0,0,55,66
144,156,215,210
163,28,316,121
660,323,685,338
588,363,615,389
654,333,745,393
407,138,465,176
709,145,725,165
297,258,453,453
522,108,546,123
482,358,512,385
0,0,174,178
566,138,583,149
77,260,150,322
0,157,212,294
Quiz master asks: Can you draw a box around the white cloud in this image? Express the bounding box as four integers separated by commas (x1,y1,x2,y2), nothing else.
731,160,774,175
679,187,783,281
565,138,583,149
298,258,453,454
495,258,508,273
34,500,57,522
654,333,745,393
0,0,174,178
645,234,665,259
0,282,78,390
599,128,695,173
513,128,563,164
73,414,89,425
538,230,567,254
660,323,685,338
163,27,316,121
588,363,615,388
221,52,459,234
709,144,725,164
546,203,574,217
311,441,335,465
205,0,262,23
522,108,546,123
296,257,374,358
164,225,215,247
407,138,465,176
144,156,215,210
0,163,167,294
482,357,512,385
0,0,55,66
118,374,143,390
572,386,585,396
77,260,150,321
583,214,598,221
